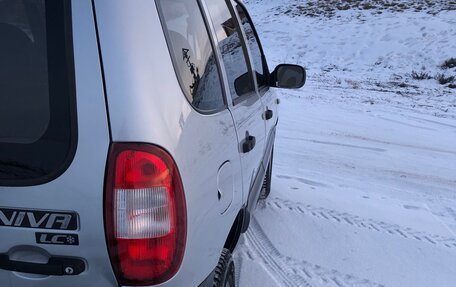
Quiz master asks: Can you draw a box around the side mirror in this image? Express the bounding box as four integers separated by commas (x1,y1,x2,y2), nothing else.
271,64,306,89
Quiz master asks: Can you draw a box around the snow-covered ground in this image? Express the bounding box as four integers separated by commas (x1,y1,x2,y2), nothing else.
235,1,456,286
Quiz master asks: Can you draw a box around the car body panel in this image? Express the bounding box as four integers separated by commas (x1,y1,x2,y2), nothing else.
0,0,278,286
201,0,267,207
0,0,116,286
93,1,243,285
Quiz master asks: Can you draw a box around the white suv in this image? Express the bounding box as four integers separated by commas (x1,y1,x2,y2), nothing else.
0,0,305,286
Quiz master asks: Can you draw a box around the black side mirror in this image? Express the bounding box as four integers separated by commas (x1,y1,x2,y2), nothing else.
271,64,306,89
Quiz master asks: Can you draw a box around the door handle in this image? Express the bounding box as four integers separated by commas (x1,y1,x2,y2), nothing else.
0,254,85,276
264,109,273,120
242,132,256,153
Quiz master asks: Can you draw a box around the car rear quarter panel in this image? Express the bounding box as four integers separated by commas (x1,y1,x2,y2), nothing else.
93,1,243,286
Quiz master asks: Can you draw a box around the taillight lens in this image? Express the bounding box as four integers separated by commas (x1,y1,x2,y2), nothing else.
105,143,187,286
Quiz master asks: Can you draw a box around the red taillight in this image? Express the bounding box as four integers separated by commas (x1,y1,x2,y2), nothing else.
104,143,187,286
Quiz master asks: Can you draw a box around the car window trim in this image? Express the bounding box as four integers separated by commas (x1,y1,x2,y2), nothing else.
204,0,258,107
233,0,270,97
155,0,229,116
196,0,231,111
225,0,258,106
231,90,258,106
199,0,235,108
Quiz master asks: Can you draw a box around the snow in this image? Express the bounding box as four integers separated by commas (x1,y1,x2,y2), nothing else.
235,1,456,286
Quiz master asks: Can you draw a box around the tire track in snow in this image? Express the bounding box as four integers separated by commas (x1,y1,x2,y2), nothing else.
266,198,456,249
246,218,385,287
246,219,311,287
332,133,456,156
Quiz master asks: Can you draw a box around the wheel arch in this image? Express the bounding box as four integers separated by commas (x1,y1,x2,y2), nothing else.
224,208,247,252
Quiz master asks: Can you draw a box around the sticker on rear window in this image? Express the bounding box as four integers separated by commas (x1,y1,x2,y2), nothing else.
0,207,78,230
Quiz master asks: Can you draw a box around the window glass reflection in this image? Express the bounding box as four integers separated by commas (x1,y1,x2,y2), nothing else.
206,0,254,100
158,0,225,112
235,4,267,88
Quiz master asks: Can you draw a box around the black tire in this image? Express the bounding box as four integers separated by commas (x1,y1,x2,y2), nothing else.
213,248,235,287
259,148,273,200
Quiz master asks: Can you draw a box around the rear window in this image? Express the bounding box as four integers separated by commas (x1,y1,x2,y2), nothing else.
0,0,76,185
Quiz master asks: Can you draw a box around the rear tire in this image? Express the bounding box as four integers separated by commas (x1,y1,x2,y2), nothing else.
259,148,273,200
213,248,235,287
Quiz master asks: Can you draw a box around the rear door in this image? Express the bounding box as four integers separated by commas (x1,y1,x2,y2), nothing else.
204,0,267,206
0,1,116,286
